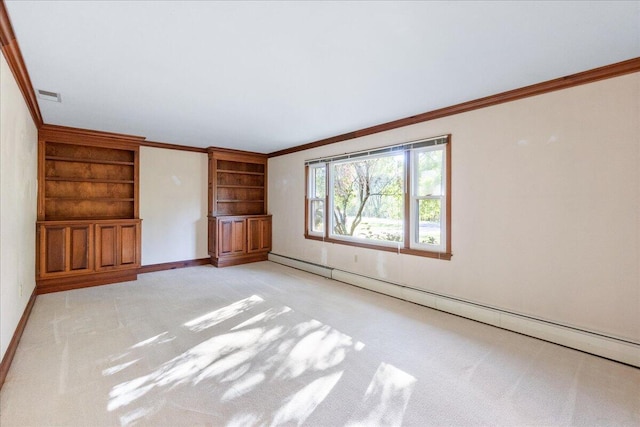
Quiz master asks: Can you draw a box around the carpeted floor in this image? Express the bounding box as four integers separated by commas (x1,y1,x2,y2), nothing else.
1,262,638,426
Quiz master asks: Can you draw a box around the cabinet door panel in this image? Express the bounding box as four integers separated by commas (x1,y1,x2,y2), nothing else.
96,225,117,269
70,226,91,271
39,223,93,277
120,224,137,265
219,220,233,255
247,219,261,252
218,218,246,256
261,217,272,251
231,220,246,254
247,217,272,253
45,227,66,273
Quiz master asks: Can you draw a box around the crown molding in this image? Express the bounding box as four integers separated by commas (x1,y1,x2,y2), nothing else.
269,57,640,158
141,140,207,153
40,124,208,153
0,0,43,127
39,123,146,142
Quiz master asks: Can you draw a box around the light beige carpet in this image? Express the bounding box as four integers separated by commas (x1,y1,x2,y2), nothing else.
1,262,638,426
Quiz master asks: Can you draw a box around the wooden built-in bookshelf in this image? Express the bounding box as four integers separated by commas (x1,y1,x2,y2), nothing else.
208,149,271,267
209,153,267,216
43,142,137,220
36,128,142,293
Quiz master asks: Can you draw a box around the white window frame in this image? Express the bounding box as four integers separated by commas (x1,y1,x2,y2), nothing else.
307,163,326,237
409,145,446,252
328,151,405,249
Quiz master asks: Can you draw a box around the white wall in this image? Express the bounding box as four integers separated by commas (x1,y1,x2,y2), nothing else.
269,73,640,344
139,146,208,265
0,54,38,360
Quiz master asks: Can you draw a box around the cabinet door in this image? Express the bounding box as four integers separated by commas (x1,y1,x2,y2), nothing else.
119,223,139,267
95,222,140,270
247,216,272,253
38,223,92,277
69,225,92,271
217,218,246,257
95,224,118,270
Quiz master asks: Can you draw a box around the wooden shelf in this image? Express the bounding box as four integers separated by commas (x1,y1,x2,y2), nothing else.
217,169,264,176
217,199,264,203
44,216,136,221
216,185,264,189
42,141,138,221
45,156,135,166
46,198,135,202
45,177,135,184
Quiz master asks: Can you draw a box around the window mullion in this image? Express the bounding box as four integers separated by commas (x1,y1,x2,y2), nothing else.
324,164,329,240
404,150,411,249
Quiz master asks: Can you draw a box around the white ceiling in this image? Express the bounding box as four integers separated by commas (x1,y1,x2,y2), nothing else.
5,1,640,153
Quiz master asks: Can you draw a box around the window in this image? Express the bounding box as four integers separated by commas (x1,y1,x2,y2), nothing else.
330,153,404,245
307,164,326,236
411,146,446,252
305,135,451,260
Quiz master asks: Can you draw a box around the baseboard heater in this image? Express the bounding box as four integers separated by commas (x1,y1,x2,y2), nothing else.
268,253,639,368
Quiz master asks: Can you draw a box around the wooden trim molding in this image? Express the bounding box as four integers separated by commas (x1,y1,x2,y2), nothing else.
0,0,43,127
207,146,269,158
37,270,139,294
140,140,207,153
304,235,452,260
40,124,207,153
39,124,146,142
138,258,211,274
269,57,640,157
0,287,37,390
0,0,14,46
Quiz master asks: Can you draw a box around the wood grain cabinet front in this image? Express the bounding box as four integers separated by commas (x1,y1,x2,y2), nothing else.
247,216,271,253
36,219,141,293
95,221,141,270
209,215,271,267
38,222,93,277
217,217,247,257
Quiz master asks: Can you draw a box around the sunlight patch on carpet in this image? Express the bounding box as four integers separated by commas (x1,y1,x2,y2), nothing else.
184,295,264,332
346,362,416,427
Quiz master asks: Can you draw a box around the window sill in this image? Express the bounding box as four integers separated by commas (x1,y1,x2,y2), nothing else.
304,234,452,260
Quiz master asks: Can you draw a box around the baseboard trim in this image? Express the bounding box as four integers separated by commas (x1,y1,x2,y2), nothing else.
37,270,139,294
268,253,333,278
0,287,37,390
138,258,211,274
268,253,640,367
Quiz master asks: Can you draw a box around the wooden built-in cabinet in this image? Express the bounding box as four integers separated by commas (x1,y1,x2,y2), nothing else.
208,148,271,267
209,215,272,267
36,219,141,293
36,126,142,293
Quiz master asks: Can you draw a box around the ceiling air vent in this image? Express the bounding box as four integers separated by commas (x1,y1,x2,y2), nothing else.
37,89,61,102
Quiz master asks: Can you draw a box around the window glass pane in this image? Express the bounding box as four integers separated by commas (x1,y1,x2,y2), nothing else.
332,154,404,242
417,199,441,245
416,149,443,196
313,167,326,198
310,200,324,233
